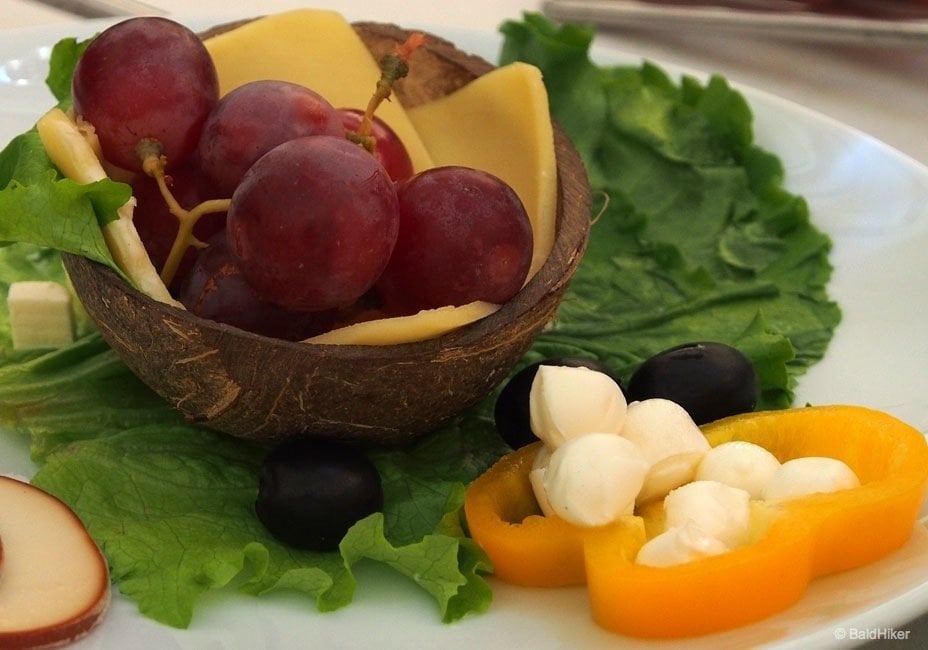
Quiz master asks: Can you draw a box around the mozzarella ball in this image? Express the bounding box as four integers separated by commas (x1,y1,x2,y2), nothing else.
620,398,710,465
543,432,649,526
636,520,731,567
529,365,627,449
528,444,555,516
762,457,860,503
696,440,781,499
664,479,752,547
636,451,706,505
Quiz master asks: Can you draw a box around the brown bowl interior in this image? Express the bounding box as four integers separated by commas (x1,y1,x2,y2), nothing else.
62,21,591,446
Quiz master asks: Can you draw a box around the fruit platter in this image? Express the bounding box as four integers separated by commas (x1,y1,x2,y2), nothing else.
1,5,928,649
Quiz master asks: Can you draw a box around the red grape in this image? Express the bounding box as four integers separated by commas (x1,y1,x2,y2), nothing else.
339,108,414,182
227,136,400,313
72,17,219,172
375,166,533,314
197,80,344,196
179,232,336,341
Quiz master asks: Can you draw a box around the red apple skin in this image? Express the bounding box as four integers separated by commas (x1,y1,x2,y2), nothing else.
0,476,110,650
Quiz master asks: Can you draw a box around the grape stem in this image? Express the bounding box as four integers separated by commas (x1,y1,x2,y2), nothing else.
139,146,231,286
347,32,426,153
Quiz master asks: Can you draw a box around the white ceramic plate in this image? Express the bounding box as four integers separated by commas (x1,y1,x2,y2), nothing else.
1,17,927,650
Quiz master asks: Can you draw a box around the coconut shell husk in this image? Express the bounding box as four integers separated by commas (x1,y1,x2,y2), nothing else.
62,20,591,446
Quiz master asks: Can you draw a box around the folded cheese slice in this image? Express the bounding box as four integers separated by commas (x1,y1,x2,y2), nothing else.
204,9,434,173
408,62,557,279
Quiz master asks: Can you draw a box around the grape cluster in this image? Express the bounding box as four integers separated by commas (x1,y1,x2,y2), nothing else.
71,17,534,340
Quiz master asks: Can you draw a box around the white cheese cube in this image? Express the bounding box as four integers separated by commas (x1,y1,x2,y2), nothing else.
7,281,75,350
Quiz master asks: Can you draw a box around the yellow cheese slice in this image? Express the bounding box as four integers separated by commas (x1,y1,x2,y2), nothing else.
304,301,499,345
407,62,558,279
203,9,434,173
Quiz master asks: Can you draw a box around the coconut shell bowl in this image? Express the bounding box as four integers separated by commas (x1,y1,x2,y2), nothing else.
62,21,591,446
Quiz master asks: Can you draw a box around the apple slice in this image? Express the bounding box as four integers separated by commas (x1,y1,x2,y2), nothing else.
0,476,110,649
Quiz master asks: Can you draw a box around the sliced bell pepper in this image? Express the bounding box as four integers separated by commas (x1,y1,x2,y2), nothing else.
464,405,928,638
462,439,627,586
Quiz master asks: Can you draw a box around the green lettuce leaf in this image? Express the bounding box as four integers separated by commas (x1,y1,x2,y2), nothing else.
45,36,93,105
0,162,126,265
0,34,123,276
501,14,839,403
30,424,493,628
0,14,841,630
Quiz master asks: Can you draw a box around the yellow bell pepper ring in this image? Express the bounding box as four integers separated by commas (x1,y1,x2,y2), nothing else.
462,440,595,587
463,405,928,638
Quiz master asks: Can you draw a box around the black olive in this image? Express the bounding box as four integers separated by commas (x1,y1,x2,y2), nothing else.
626,342,758,425
494,357,623,450
255,438,383,552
